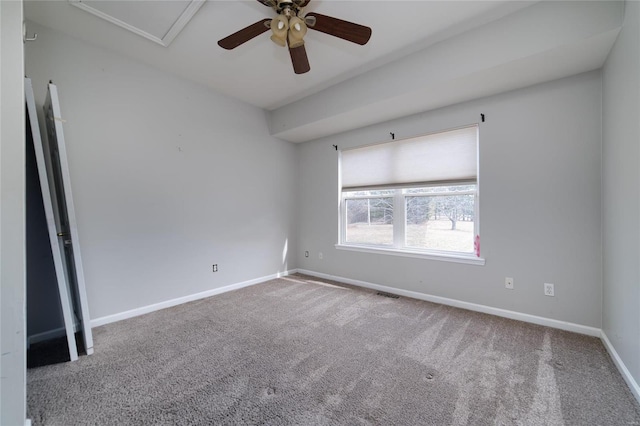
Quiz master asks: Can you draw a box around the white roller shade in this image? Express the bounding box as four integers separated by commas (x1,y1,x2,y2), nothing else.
341,125,478,190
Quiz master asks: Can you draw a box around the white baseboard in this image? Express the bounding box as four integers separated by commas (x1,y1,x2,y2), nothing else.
601,331,640,404
296,269,601,337
90,269,297,328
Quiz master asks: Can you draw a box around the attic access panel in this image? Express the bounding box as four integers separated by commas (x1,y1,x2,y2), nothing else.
69,0,204,47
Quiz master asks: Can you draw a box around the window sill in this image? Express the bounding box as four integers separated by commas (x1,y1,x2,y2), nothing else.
334,244,486,266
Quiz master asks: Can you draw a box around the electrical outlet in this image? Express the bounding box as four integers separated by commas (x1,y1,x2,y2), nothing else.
212,264,218,272
319,252,323,260
544,283,554,297
505,277,514,290
304,251,309,258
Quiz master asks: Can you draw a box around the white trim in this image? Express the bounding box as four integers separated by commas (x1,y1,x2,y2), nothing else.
297,269,600,337
47,82,95,355
335,244,486,266
600,331,640,404
25,420,32,426
69,0,205,47
393,190,404,248
161,1,204,45
90,269,297,328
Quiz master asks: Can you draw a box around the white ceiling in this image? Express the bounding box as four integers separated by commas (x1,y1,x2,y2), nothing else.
25,0,533,109
72,1,194,39
24,1,623,142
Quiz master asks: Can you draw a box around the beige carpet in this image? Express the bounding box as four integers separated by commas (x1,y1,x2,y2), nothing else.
28,274,640,425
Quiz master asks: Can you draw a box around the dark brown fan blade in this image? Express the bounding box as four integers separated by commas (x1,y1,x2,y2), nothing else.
218,19,271,50
305,13,371,45
256,0,275,7
289,44,310,74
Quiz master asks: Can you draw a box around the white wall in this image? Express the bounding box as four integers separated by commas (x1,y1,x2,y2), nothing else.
0,0,27,424
24,22,298,321
602,0,640,389
297,71,603,328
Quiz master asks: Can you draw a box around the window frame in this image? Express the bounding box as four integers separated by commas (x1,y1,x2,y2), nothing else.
402,186,478,252
339,184,482,264
342,194,396,247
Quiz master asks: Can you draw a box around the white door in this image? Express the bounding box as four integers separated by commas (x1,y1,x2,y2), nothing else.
42,81,94,356
26,78,79,361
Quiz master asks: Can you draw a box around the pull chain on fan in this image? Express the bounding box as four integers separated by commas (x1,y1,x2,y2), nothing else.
217,0,372,74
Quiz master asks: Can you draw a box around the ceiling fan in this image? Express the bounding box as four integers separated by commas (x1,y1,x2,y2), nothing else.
217,0,372,74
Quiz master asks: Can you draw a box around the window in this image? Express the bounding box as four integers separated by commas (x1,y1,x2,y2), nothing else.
338,125,481,263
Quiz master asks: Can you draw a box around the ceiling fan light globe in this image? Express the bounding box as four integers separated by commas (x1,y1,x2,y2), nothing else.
270,34,287,46
288,16,307,49
270,15,289,46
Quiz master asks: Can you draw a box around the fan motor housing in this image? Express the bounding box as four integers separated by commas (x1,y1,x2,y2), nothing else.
277,0,295,11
